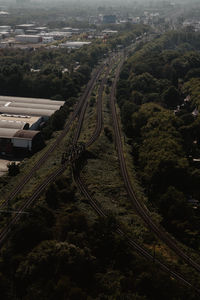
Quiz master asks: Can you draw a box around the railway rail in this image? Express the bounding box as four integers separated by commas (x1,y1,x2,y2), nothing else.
72,54,200,293
0,49,199,293
0,62,105,210
75,175,199,294
110,54,200,274
86,57,112,147
0,56,113,247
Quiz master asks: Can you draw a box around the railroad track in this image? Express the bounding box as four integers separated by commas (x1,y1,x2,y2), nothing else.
86,57,111,147
75,175,199,294
0,62,105,210
0,56,113,247
109,54,200,273
0,164,67,245
72,54,200,293
1,50,199,293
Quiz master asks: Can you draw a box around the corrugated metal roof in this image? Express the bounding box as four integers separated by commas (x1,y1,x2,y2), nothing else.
0,128,19,138
0,96,64,106
13,130,39,139
0,120,28,129
7,102,61,111
0,107,54,117
0,101,10,106
0,115,40,126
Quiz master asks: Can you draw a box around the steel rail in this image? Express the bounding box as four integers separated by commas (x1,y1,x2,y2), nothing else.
75,174,199,294
0,61,108,247
73,55,200,294
110,57,200,273
1,51,197,293
0,164,66,246
86,58,112,147
0,64,104,210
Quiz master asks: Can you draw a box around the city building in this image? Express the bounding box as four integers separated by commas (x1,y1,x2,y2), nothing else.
102,30,118,36
103,15,117,24
0,25,11,32
16,24,35,30
39,31,71,40
62,41,91,49
15,35,42,43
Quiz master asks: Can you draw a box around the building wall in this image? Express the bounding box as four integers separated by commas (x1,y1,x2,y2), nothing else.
12,137,31,150
103,15,116,24
16,35,42,43
0,137,12,155
0,130,44,156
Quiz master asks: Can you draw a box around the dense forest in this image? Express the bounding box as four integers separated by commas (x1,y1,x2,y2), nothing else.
0,24,148,100
117,30,200,250
0,44,103,99
0,175,197,300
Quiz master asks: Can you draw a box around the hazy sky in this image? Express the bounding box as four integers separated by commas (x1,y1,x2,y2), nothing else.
0,0,195,8
0,0,194,4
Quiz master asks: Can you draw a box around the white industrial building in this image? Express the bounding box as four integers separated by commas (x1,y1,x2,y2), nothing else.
0,25,11,32
39,31,71,40
0,96,64,127
14,29,24,35
102,30,118,35
35,27,48,32
0,119,29,130
0,96,64,106
63,41,91,49
0,115,43,130
0,96,64,156
42,36,54,44
16,24,35,30
16,35,42,43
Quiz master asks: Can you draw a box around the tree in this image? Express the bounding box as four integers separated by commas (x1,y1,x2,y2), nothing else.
162,86,180,108
130,72,160,94
121,101,138,136
7,162,20,176
15,240,95,298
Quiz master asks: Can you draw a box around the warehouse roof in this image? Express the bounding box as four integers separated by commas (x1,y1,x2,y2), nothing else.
0,128,41,139
64,41,91,48
16,34,41,38
0,120,28,130
0,114,40,126
17,24,35,28
1,102,62,111
13,130,39,139
0,107,55,117
0,128,19,138
0,96,64,106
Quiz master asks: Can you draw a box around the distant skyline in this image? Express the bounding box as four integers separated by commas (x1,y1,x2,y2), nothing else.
0,0,198,9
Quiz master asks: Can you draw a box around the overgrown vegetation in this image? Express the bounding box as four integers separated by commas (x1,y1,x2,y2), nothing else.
117,30,200,250
0,172,197,300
